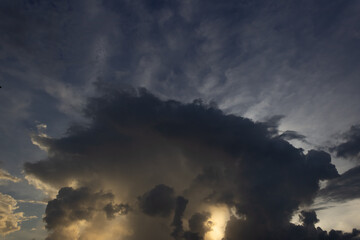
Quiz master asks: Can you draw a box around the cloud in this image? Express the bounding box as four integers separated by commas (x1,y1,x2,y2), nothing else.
332,125,360,160
185,212,211,240
0,192,35,236
318,165,360,202
171,196,189,240
226,210,360,240
103,202,129,220
0,0,359,238
0,167,21,183
43,187,129,240
139,184,176,217
289,211,360,240
17,199,47,205
279,130,307,142
23,88,348,239
299,210,319,227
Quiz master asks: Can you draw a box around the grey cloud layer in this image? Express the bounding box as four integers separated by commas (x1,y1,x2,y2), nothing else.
1,0,360,130
23,88,357,240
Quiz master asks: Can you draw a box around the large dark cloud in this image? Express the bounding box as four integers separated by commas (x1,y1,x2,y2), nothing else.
0,1,359,239
299,210,319,227
332,125,360,160
188,212,211,236
171,196,211,240
44,187,129,240
139,184,176,217
184,212,211,240
45,187,111,229
24,88,351,239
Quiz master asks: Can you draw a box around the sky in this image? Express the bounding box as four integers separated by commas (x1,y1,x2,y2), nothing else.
0,0,360,239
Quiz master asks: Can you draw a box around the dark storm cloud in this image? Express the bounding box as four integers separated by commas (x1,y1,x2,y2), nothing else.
262,115,285,136
263,116,307,142
139,184,176,217
171,196,188,240
1,0,360,159
332,125,360,160
103,202,130,220
186,212,211,240
0,0,359,239
3,0,358,110
44,187,129,239
172,202,211,240
23,88,346,239
299,210,319,227
318,165,360,202
44,187,127,229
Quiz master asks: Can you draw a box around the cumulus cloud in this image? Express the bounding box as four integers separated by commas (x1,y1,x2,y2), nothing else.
184,212,211,240
188,212,211,236
0,0,359,239
44,187,129,240
0,192,35,236
0,168,35,236
23,88,356,239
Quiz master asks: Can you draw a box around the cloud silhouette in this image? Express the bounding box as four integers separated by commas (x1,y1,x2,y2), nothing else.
23,88,355,239
332,125,360,160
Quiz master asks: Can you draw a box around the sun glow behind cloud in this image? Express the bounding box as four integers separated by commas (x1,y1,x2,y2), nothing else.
204,205,230,240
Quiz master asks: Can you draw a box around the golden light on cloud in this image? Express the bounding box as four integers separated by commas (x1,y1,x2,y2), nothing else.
30,123,51,152
0,192,37,236
24,174,58,198
80,217,133,240
46,212,133,240
204,205,230,240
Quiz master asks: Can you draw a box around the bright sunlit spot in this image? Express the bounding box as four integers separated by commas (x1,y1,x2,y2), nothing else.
204,205,231,240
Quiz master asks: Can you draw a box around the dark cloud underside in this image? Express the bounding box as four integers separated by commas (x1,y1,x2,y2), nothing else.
23,88,351,240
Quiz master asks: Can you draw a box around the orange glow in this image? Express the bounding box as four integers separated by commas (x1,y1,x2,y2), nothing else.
204,205,230,240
